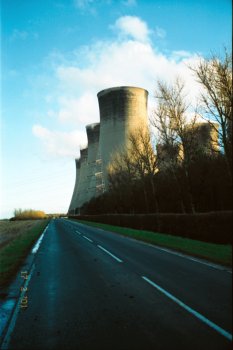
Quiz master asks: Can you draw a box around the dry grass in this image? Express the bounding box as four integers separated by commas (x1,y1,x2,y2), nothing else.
0,220,49,286
0,220,40,248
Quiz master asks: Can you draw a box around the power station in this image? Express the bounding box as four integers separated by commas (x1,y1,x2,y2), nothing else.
68,86,149,214
86,123,100,201
68,159,81,214
156,122,219,171
97,86,149,189
68,86,219,214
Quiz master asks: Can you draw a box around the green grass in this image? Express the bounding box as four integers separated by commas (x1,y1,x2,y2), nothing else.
0,220,49,287
75,220,232,267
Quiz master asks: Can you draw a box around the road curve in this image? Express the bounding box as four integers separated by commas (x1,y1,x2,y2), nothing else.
4,219,232,350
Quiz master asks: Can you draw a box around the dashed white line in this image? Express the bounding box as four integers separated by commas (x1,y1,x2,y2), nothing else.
97,245,123,263
83,236,93,243
75,230,82,235
142,276,232,342
69,220,231,273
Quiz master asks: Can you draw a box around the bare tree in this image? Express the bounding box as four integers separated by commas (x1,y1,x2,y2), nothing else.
128,128,159,213
151,78,199,213
108,127,159,213
189,49,232,180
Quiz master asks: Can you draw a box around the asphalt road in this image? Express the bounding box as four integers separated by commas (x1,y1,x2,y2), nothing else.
4,219,232,350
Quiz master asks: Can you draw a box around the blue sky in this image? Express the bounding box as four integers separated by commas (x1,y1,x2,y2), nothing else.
1,0,232,218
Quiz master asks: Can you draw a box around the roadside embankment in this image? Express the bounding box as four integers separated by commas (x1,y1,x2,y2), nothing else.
0,220,49,287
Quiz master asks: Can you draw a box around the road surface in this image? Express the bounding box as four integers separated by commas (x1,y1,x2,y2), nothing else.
3,219,232,349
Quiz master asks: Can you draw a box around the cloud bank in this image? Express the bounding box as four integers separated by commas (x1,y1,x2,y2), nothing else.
33,125,87,158
33,15,201,158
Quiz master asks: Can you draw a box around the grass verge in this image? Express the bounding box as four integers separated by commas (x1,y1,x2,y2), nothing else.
76,219,232,267
0,220,49,287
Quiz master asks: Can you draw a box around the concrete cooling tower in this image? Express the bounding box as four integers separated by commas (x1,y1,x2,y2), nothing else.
156,143,182,171
86,123,100,201
184,122,219,156
68,158,81,214
156,122,219,172
74,147,89,211
97,86,149,189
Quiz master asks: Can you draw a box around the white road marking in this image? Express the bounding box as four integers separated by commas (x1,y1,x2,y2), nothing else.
31,232,45,254
75,230,82,235
68,220,231,274
142,276,232,341
97,245,123,263
1,264,36,349
83,236,93,243
146,245,232,273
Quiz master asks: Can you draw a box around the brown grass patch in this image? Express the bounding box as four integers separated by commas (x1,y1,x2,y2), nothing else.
0,220,40,248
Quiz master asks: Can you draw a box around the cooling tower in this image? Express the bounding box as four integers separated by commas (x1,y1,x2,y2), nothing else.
75,147,89,210
68,158,81,214
185,122,219,156
97,86,149,189
156,143,182,171
86,123,100,201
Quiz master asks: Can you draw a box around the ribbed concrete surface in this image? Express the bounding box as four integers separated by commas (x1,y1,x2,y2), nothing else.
98,86,149,189
76,147,89,209
68,159,81,214
86,123,100,202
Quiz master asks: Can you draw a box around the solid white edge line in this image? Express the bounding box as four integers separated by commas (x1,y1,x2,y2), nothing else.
142,276,232,342
83,236,93,243
146,245,232,273
97,245,123,263
1,264,36,350
31,223,50,254
31,233,45,254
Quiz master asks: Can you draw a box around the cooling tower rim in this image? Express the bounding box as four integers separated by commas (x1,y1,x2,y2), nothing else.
80,146,88,151
80,147,88,158
194,121,219,127
86,122,100,130
186,121,219,130
97,86,148,98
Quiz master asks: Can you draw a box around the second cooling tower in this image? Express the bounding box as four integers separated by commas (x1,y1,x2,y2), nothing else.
86,122,100,201
97,86,149,189
75,147,89,209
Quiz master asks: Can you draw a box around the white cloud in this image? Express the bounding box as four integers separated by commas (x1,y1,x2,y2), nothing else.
34,15,203,158
171,50,194,59
32,125,87,158
57,94,98,124
114,16,150,42
55,38,201,113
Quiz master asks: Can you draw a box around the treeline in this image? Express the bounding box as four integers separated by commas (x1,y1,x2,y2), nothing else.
83,153,232,215
11,209,66,220
81,49,232,216
71,211,232,244
12,209,48,220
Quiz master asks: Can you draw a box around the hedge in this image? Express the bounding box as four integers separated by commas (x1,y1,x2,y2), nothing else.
69,211,232,244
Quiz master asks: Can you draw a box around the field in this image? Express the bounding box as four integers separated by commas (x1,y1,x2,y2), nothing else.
0,220,40,247
0,219,49,287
